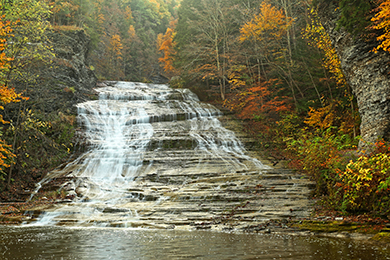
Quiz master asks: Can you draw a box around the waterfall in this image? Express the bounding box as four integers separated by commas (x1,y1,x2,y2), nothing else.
29,82,279,228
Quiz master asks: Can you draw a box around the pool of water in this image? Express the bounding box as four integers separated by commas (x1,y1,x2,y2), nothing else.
1,226,389,259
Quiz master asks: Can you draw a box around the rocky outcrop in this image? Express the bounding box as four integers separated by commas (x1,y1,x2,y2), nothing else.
24,28,97,115
317,2,390,149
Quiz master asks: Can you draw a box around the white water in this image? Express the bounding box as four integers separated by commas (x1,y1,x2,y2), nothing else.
30,82,270,227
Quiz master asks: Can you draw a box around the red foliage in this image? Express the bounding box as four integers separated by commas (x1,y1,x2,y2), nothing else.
225,79,291,120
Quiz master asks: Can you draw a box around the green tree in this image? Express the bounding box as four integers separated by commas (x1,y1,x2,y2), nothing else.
1,0,54,86
1,0,54,189
336,0,374,35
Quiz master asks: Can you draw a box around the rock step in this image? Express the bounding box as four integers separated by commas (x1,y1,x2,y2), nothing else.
27,82,314,231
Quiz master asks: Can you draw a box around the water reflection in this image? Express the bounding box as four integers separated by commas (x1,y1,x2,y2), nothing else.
1,226,389,259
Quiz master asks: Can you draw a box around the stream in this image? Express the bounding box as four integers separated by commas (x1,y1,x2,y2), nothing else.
1,226,390,259
2,82,390,259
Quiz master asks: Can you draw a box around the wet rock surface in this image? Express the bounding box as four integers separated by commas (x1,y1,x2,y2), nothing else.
28,82,314,232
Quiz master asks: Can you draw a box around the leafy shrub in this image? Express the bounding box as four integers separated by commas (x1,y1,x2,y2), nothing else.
285,127,357,197
338,141,390,216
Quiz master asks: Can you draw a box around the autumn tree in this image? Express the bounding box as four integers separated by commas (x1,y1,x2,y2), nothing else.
47,0,80,25
44,0,183,82
224,78,290,119
372,0,390,53
304,7,359,137
1,0,54,86
0,14,27,182
239,1,292,73
158,19,177,76
1,0,53,188
304,8,346,87
109,34,124,80
239,2,300,105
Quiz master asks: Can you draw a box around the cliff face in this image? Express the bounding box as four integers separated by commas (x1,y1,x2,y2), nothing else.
49,28,97,98
317,2,390,149
26,28,97,115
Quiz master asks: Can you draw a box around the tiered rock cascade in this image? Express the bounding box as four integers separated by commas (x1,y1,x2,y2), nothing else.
29,82,313,231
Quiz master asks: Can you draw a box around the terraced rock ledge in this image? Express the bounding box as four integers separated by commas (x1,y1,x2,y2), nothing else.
21,82,314,232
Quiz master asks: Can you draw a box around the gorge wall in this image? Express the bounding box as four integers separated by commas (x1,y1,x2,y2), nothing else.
16,28,97,116
45,28,97,113
317,2,390,149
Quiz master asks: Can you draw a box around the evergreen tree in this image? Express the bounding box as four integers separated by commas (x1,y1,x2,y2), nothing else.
337,0,374,35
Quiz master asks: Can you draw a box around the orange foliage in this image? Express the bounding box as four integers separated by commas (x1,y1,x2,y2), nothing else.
110,34,123,60
239,2,292,44
0,15,27,124
158,19,177,73
371,0,390,53
305,104,336,130
304,101,359,136
0,16,13,72
225,79,290,119
0,86,27,124
0,15,28,173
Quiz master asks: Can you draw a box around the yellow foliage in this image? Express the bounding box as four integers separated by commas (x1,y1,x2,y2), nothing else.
125,6,133,21
110,34,123,60
304,100,359,137
227,65,247,90
304,9,347,87
0,16,14,72
98,13,105,25
158,19,177,73
372,0,390,53
149,0,160,9
239,2,292,43
339,152,390,213
128,25,136,39
0,15,28,173
50,0,79,15
0,16,28,124
305,104,337,130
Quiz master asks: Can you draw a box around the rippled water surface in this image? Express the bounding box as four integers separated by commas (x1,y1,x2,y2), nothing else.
1,226,389,259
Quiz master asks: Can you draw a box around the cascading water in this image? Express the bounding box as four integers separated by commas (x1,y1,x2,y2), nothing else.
29,81,312,230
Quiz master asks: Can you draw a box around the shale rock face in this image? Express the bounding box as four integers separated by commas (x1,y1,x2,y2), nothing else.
23,28,97,115
49,29,97,96
317,2,390,149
